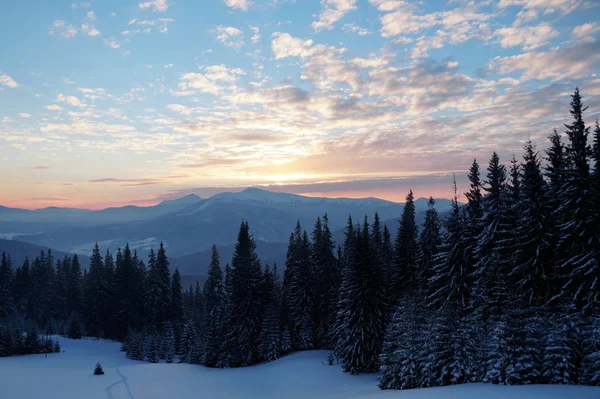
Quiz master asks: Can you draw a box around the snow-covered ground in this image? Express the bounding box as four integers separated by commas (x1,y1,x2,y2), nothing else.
1,337,599,399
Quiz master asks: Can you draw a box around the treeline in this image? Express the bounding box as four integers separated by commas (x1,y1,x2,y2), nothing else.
0,88,598,386
0,243,185,358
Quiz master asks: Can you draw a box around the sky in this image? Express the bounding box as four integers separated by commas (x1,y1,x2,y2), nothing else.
1,0,600,210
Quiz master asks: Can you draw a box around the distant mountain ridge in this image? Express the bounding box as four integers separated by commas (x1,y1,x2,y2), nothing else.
0,188,455,273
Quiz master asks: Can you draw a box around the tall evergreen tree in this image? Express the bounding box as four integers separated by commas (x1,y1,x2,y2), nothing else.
558,88,597,310
203,245,225,367
338,217,387,373
286,222,314,350
420,197,441,296
394,190,421,298
219,221,263,367
0,253,13,319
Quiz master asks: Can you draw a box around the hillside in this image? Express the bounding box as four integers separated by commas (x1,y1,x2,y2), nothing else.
0,337,598,399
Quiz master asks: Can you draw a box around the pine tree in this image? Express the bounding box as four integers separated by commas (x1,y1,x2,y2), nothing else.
171,269,184,324
258,265,282,362
162,321,176,363
202,245,225,367
85,245,104,337
311,214,338,348
394,190,421,299
0,253,13,319
338,218,387,373
147,244,172,329
179,319,197,364
558,88,597,310
420,197,441,297
379,295,426,389
219,221,263,367
512,141,554,306
286,222,314,350
145,332,160,363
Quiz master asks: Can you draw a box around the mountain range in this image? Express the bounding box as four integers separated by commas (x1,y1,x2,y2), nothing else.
0,188,454,280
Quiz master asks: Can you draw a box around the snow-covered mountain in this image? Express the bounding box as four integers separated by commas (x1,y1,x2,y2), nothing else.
0,188,454,268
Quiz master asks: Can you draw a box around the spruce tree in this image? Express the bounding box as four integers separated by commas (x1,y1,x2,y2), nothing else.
558,88,597,310
338,217,387,373
85,245,105,337
0,253,13,319
203,245,225,367
258,265,282,362
394,190,421,298
219,221,263,367
311,214,338,348
420,197,441,297
286,222,314,350
171,269,184,324
513,141,554,306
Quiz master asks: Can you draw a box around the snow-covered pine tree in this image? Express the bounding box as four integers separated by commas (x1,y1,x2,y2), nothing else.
512,141,554,307
202,245,226,367
557,88,597,310
218,221,263,367
162,321,176,363
286,223,314,350
473,152,514,384
84,245,104,337
0,253,13,319
394,191,421,298
379,295,426,389
179,319,197,364
338,217,387,374
312,214,339,349
170,268,184,326
147,245,172,330
420,197,441,298
427,178,478,386
542,312,577,384
145,331,160,363
258,265,282,362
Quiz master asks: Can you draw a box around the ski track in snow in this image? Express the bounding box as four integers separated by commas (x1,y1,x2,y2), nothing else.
106,367,135,399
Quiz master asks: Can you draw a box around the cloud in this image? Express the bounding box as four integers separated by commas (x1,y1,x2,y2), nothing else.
177,73,220,95
81,23,101,37
343,23,370,36
271,32,313,59
216,26,244,48
86,11,96,20
49,20,78,38
31,166,50,170
490,39,600,81
0,74,17,88
313,0,358,31
139,0,169,12
18,113,32,118
56,93,85,107
573,22,600,38
495,23,559,50
103,38,120,48
224,0,250,10
164,63,174,68
179,159,246,168
497,0,584,14
45,105,64,111
204,64,246,82
250,26,260,43
89,175,189,186
24,196,68,202
167,104,194,115
126,18,174,34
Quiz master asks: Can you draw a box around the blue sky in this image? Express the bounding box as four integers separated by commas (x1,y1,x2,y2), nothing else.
1,0,599,209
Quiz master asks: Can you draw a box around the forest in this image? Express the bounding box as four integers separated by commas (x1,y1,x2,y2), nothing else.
0,87,599,389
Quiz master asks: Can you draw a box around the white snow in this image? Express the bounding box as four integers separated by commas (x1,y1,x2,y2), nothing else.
1,337,599,399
